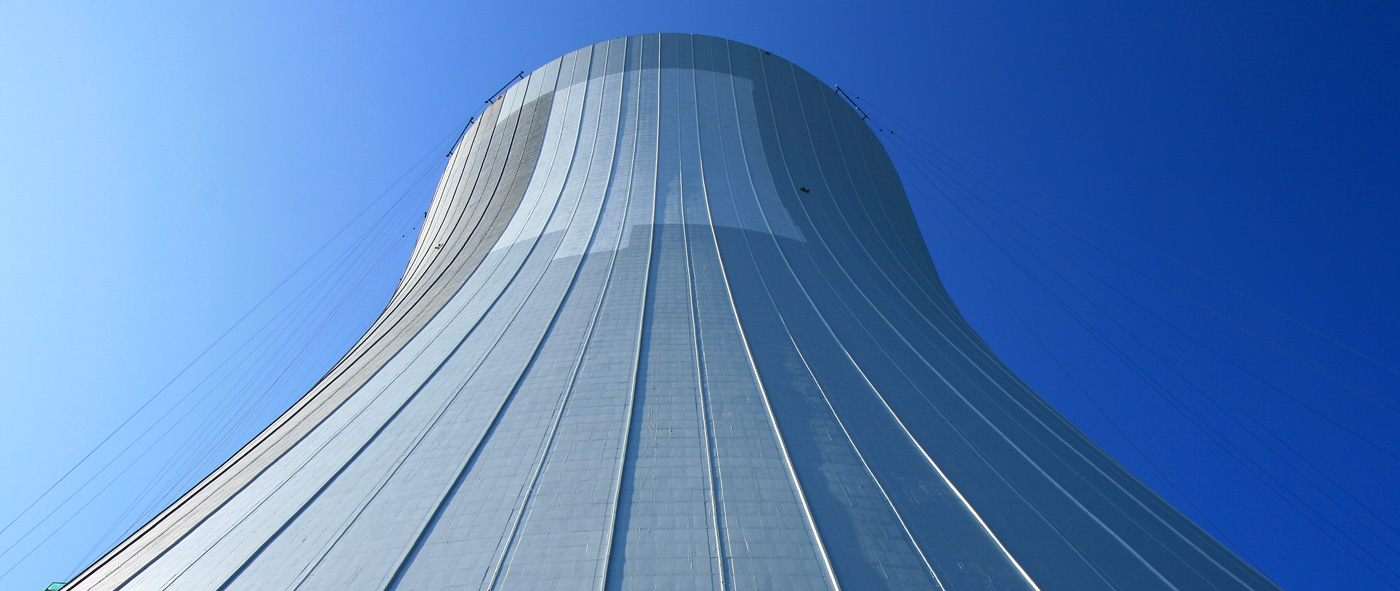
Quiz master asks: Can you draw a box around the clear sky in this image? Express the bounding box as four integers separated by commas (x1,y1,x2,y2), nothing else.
1,1,1396,589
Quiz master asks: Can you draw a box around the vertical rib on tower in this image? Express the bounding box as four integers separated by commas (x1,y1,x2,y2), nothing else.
66,33,1279,591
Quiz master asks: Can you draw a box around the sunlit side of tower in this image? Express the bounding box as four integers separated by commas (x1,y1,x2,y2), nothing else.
65,34,1279,591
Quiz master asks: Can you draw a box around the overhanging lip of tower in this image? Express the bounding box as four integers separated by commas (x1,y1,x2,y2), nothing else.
64,33,1280,591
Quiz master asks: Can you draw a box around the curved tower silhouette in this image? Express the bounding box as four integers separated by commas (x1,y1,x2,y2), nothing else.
66,34,1278,590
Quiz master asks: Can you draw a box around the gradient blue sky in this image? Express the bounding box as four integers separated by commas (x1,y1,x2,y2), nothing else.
1,1,1396,589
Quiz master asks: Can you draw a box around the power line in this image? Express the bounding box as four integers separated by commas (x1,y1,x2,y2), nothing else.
0,123,464,586
870,120,1400,587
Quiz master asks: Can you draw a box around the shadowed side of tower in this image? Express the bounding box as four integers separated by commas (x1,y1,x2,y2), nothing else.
65,33,1279,591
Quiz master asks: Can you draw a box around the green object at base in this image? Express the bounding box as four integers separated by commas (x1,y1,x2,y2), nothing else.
45,583,66,591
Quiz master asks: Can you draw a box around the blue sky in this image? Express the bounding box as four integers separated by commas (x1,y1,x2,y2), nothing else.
1,1,1396,589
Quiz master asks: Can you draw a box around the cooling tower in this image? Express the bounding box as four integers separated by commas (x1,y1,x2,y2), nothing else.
65,33,1278,591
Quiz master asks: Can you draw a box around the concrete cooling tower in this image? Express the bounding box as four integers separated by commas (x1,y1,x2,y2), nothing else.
64,33,1279,591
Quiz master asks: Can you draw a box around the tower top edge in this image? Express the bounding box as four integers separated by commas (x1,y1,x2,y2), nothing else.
488,33,827,108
